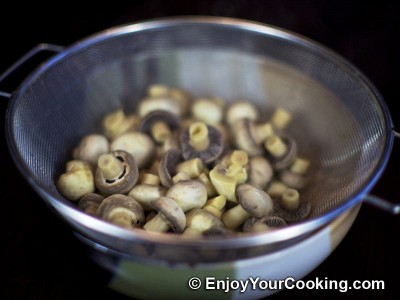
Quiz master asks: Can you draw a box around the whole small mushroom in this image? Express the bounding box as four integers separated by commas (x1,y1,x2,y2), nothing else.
73,134,109,166
128,184,167,210
264,134,297,170
139,110,181,144
110,132,156,169
191,97,224,126
57,160,95,201
97,194,145,229
248,156,273,190
181,122,224,164
95,150,139,197
225,101,259,127
102,109,140,139
221,183,273,229
279,157,310,189
233,119,274,156
166,180,207,212
183,208,224,234
274,188,312,223
78,193,104,215
158,149,184,187
143,197,186,233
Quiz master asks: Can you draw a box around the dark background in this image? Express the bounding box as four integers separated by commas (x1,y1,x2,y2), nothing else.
0,1,399,299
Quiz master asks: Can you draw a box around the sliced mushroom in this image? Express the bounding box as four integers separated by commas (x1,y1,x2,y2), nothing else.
78,193,104,215
181,122,224,164
209,163,247,202
57,160,95,201
95,150,139,197
110,132,156,169
242,216,287,233
264,134,297,170
166,180,207,212
139,110,181,144
183,208,224,234
73,134,110,166
158,149,184,187
248,156,273,190
143,197,186,233
97,194,145,229
233,119,274,156
221,183,273,229
128,184,167,210
225,101,259,127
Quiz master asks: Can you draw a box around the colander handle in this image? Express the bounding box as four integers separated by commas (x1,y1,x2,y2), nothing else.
0,43,65,98
364,195,400,214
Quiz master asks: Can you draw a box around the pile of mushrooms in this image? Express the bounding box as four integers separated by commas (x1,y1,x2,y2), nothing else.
57,84,311,237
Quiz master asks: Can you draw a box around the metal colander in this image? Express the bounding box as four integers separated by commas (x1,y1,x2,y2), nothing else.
2,17,396,262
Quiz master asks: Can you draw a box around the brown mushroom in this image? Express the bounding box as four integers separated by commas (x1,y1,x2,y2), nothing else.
139,110,181,144
128,184,167,210
97,194,145,229
274,189,312,223
221,183,273,229
242,215,287,233
110,132,156,169
181,122,224,164
233,119,274,156
143,197,186,233
248,156,273,190
264,134,297,170
158,149,184,187
78,193,104,215
73,134,109,166
95,150,139,197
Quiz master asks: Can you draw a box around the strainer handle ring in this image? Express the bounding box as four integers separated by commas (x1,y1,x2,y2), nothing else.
0,43,64,98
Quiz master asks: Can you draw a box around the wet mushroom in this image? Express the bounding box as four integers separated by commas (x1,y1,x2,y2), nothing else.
128,184,167,210
242,215,287,233
191,97,224,126
183,208,224,234
233,119,274,156
270,107,292,130
221,183,273,229
143,197,186,233
158,149,184,187
95,150,139,197
57,160,95,201
73,134,109,166
264,134,297,170
102,109,140,139
78,193,104,215
166,180,207,212
139,110,181,144
181,121,224,164
203,195,227,218
110,132,156,169
225,101,259,128
97,194,145,229
274,188,312,223
248,156,273,190
279,157,310,189
138,96,181,117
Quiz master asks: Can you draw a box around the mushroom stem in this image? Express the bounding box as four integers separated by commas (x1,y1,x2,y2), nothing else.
253,122,274,144
290,157,310,175
270,107,292,130
189,122,210,151
143,213,170,232
281,188,300,211
267,181,288,198
107,208,139,229
229,150,249,167
98,154,125,180
175,158,204,178
151,121,172,143
221,204,250,229
265,135,287,158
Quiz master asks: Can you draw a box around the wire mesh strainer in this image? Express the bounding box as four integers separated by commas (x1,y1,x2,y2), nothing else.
1,17,397,262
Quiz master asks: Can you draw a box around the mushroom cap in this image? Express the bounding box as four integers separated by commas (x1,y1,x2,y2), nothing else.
73,134,110,166
248,156,273,189
225,101,259,127
242,215,287,232
152,197,186,233
166,180,207,212
95,150,139,197
236,183,273,218
275,200,312,223
110,132,156,169
158,149,183,187
233,119,263,156
268,134,298,170
185,208,224,232
202,226,235,238
139,110,181,140
279,169,309,189
181,124,224,164
78,193,104,213
97,194,145,228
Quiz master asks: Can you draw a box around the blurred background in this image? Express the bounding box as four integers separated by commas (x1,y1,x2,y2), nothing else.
0,1,399,299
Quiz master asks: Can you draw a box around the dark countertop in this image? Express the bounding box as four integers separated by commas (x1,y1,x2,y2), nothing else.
1,1,399,299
